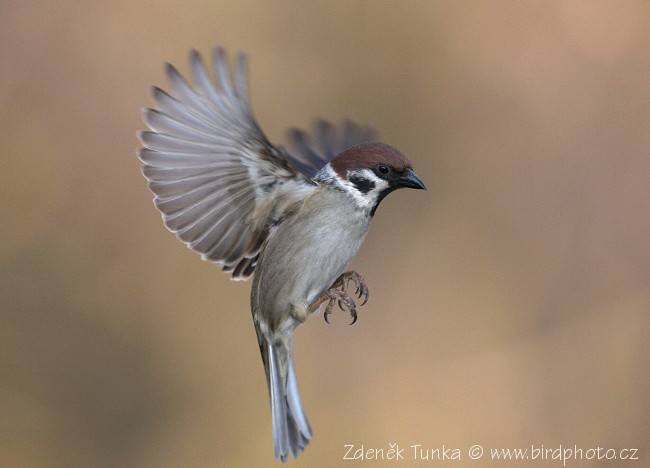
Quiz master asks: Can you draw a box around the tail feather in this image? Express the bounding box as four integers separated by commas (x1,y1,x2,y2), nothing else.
267,340,312,461
268,343,290,460
286,356,313,440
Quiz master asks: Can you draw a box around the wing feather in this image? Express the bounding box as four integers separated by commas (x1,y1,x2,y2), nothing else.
139,47,313,279
138,46,378,280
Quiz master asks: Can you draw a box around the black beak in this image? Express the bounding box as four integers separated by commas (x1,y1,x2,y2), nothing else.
398,169,426,190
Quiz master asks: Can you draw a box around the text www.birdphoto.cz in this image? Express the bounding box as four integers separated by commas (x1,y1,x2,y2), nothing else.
343,443,640,464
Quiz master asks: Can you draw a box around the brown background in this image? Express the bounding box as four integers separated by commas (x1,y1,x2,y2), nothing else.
2,1,649,467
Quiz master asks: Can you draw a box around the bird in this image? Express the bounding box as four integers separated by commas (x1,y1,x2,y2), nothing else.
137,46,426,462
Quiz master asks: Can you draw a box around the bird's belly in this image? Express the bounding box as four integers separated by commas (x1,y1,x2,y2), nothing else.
283,224,366,304
298,239,361,304
253,209,370,328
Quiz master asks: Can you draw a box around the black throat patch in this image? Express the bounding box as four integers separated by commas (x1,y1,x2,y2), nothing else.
370,187,398,217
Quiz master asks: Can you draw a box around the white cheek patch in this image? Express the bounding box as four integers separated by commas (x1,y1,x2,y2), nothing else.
314,165,390,212
342,168,389,211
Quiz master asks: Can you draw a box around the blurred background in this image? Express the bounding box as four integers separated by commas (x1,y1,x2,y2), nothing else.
2,1,649,466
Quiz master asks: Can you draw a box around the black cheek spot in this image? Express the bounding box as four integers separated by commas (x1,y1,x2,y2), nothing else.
349,175,375,194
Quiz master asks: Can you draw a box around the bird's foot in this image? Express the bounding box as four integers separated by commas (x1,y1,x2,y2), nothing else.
332,270,369,307
309,271,369,325
322,288,357,325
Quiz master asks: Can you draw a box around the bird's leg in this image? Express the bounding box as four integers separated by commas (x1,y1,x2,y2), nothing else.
308,271,369,325
308,288,355,321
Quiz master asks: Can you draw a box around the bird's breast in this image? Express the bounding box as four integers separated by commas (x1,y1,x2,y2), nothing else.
251,189,372,328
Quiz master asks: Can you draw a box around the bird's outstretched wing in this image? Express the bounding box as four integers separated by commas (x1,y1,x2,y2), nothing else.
138,47,375,279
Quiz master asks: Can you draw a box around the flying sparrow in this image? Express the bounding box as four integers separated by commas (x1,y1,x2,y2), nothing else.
138,46,425,461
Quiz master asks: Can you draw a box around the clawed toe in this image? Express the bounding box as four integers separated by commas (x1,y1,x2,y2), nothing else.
338,271,369,306
349,308,357,325
308,271,370,325
322,288,356,324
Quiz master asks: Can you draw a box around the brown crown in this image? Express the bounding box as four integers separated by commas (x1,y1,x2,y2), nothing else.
330,142,413,178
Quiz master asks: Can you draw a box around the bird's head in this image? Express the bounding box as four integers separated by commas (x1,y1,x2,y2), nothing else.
315,142,426,216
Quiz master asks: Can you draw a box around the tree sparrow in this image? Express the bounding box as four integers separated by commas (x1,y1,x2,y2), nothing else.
138,46,425,461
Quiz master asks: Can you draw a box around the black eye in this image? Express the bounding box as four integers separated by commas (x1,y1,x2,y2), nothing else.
377,164,390,175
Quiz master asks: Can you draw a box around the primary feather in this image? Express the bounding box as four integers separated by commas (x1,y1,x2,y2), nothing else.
138,47,375,279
